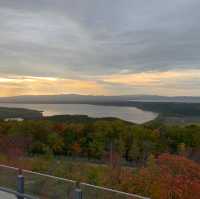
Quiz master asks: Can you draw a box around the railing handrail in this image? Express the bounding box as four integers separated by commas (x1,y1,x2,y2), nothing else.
0,164,18,171
0,164,76,184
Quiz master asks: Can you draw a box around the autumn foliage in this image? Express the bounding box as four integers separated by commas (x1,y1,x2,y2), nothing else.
105,154,200,199
0,120,199,198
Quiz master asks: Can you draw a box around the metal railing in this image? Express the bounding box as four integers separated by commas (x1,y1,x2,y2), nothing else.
0,165,38,199
0,164,150,199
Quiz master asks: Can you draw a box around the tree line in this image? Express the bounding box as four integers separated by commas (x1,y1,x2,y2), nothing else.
0,119,199,163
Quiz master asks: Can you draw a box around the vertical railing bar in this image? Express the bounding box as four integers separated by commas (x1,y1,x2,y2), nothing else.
17,168,24,199
74,182,83,199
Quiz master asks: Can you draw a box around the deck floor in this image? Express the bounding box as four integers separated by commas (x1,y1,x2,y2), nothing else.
0,191,16,199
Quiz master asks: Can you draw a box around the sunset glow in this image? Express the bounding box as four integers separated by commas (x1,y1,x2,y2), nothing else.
0,0,200,96
0,68,199,97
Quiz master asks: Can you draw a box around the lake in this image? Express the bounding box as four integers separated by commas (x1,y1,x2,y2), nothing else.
0,103,157,124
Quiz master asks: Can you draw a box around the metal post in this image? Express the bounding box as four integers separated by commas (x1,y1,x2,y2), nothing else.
17,169,24,199
74,182,83,199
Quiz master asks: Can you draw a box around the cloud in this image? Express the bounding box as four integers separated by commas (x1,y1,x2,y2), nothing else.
101,69,200,86
0,75,107,96
98,69,200,96
0,68,200,96
0,0,200,95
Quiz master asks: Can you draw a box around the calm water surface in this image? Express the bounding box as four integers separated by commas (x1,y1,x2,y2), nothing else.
0,103,157,124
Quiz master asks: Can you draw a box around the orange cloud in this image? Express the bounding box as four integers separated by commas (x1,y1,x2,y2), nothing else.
0,69,200,97
101,69,200,86
0,76,107,96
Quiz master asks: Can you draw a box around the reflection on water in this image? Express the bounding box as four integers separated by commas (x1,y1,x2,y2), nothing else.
0,103,157,124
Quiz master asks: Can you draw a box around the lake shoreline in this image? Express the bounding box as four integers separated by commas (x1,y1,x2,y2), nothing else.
0,103,157,124
1,101,200,124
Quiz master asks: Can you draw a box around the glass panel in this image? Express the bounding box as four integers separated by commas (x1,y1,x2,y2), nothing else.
0,165,18,190
23,170,76,199
80,183,149,199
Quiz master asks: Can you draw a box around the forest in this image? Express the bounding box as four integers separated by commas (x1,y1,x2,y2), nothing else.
0,118,199,199
0,107,42,119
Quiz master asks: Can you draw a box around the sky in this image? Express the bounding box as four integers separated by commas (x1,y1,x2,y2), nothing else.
0,0,200,96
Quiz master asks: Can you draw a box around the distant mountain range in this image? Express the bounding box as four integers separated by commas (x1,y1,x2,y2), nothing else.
0,94,199,103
